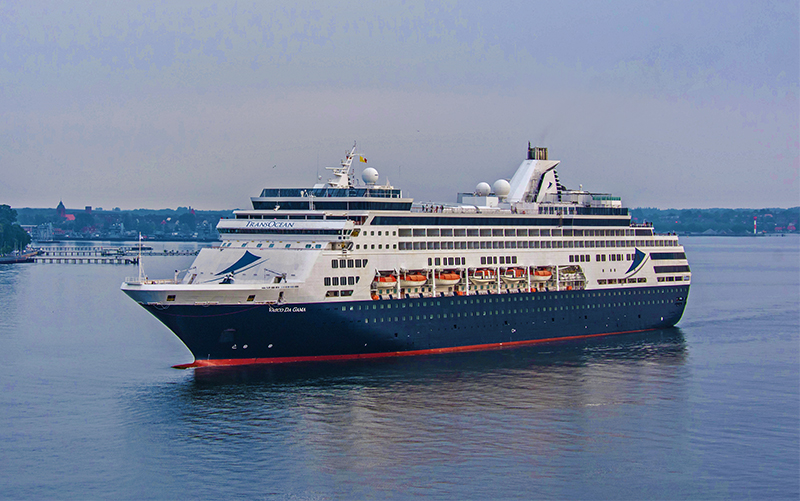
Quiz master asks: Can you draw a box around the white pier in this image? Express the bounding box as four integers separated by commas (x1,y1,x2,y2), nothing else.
33,247,200,265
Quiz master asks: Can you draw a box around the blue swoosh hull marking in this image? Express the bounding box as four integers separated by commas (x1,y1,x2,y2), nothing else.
216,251,262,276
626,248,646,274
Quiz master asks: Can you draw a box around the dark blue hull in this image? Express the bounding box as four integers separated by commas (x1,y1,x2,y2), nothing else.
143,285,689,366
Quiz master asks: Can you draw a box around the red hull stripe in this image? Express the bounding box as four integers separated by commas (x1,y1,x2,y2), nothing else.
172,328,655,369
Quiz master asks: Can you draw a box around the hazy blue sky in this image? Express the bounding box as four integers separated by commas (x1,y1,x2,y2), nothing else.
1,0,797,210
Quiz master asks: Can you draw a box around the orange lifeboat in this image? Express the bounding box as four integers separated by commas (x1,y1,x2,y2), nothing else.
435,272,461,286
531,269,552,282
374,275,398,289
399,273,427,287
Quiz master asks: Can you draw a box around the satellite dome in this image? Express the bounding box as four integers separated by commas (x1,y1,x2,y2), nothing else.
362,167,379,184
493,179,511,197
475,182,491,196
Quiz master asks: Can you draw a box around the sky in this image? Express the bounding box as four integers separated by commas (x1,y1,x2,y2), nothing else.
1,0,798,210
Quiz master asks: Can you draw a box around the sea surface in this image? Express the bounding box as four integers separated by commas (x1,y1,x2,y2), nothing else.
0,237,797,500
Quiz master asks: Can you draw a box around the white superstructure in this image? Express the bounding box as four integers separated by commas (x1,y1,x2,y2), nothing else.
123,144,690,307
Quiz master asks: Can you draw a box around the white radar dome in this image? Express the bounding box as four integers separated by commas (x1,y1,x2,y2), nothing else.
493,179,511,197
362,167,379,184
475,182,491,196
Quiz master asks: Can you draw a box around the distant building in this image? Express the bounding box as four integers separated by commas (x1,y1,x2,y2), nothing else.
24,223,54,242
55,201,75,221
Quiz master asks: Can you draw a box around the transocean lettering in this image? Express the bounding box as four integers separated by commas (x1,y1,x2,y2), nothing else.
245,220,296,229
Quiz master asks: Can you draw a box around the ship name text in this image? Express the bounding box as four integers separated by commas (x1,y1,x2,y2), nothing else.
245,220,296,229
269,306,307,313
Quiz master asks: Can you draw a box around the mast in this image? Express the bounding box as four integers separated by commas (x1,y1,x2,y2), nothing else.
326,142,357,188
137,232,145,282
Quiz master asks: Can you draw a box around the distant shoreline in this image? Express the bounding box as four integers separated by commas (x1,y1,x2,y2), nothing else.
13,206,799,241
29,233,797,246
32,237,219,244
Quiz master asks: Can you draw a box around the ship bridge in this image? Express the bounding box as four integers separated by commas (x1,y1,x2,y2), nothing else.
252,142,413,212
251,187,412,212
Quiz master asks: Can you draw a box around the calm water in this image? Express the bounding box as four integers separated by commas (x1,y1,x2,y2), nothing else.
0,237,797,500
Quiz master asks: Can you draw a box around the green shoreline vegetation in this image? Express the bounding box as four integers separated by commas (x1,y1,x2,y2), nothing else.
0,205,32,254
13,206,234,242
630,207,799,235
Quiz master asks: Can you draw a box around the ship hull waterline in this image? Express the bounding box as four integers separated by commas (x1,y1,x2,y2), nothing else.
131,285,689,369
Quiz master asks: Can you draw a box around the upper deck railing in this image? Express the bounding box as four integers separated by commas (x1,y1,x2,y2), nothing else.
258,187,403,199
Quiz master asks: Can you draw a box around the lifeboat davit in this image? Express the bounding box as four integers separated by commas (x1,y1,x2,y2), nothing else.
399,273,427,287
435,272,461,286
531,269,552,282
374,275,398,288
469,269,496,285
501,268,527,284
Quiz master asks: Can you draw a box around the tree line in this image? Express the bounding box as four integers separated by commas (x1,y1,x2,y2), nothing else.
0,205,32,254
14,206,234,241
631,207,799,235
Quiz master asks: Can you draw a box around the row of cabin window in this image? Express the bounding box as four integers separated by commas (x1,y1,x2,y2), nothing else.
397,228,643,237
218,228,342,235
480,256,518,265
657,276,691,282
653,265,692,273
569,253,630,263
341,286,683,310
371,215,636,228
355,244,397,250
398,240,666,251
324,276,361,286
331,258,368,269
428,256,467,266
336,286,684,312
598,277,648,284
361,230,397,237
221,242,323,249
234,213,350,220
650,252,687,260
537,206,628,216
361,299,671,322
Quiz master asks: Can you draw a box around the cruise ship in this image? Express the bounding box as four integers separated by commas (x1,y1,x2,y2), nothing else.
121,143,690,368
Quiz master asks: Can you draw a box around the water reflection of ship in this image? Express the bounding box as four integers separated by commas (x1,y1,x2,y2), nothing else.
164,329,687,476
129,328,687,482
